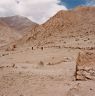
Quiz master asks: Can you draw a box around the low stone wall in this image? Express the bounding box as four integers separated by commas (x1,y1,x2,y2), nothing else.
76,51,95,80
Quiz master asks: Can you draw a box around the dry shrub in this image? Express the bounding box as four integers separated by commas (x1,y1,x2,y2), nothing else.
39,61,44,66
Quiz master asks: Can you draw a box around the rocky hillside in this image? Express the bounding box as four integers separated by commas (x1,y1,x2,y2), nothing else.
38,6,95,48
2,7,95,50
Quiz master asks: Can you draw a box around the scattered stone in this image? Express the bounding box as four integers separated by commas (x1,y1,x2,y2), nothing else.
38,61,44,66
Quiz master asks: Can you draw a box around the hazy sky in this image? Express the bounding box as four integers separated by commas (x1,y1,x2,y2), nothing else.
0,0,95,24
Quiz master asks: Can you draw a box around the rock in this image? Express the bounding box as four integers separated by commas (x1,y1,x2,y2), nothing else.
76,51,95,80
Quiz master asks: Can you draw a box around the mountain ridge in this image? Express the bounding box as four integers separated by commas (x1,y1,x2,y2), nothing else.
0,15,38,35
1,6,95,50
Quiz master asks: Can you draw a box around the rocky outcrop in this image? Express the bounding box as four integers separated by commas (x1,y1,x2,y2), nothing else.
76,51,95,80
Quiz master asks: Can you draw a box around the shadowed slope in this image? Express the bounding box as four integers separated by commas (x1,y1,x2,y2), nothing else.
0,15,38,35
0,19,22,47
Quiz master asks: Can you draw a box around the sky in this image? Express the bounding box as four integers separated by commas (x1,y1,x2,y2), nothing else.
0,0,95,24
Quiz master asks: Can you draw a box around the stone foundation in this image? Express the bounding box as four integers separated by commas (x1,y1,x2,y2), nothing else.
76,51,95,80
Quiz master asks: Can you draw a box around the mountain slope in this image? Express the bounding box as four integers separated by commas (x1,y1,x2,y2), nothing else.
3,6,95,50
0,19,21,47
0,15,38,35
38,6,95,48
31,6,95,48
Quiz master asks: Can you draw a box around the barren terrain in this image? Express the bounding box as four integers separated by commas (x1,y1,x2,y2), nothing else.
0,47,95,96
0,6,95,96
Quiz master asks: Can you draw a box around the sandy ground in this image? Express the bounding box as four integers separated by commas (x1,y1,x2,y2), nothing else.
0,47,95,96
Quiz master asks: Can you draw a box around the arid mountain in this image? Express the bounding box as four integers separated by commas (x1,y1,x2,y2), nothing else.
37,6,95,48
10,6,95,49
0,15,38,35
0,19,21,47
1,6,95,50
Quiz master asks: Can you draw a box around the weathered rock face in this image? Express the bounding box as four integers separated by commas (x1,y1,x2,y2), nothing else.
76,51,95,80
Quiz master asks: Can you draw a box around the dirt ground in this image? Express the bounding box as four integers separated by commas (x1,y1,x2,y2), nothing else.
0,47,95,96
